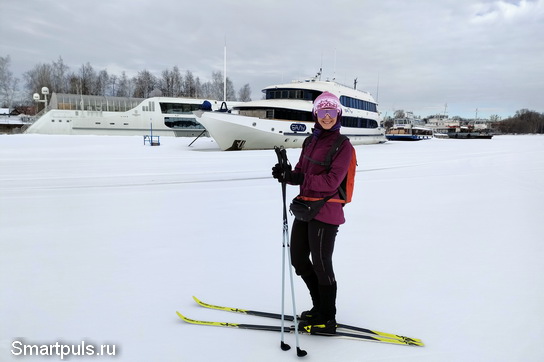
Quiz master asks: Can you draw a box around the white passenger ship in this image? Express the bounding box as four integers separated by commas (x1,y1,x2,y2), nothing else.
194,78,386,150
26,92,233,137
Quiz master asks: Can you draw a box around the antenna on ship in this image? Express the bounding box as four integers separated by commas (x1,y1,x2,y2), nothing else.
354,78,358,90
376,74,380,102
314,68,322,81
223,36,227,102
319,52,323,80
333,48,337,81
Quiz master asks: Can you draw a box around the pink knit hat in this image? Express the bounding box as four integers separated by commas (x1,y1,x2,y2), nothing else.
313,91,342,117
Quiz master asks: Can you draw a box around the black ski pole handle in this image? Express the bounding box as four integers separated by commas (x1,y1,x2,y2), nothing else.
274,146,290,169
274,146,284,165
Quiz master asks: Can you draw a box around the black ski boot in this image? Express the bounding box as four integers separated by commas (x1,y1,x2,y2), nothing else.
300,306,319,322
299,283,337,334
299,273,320,322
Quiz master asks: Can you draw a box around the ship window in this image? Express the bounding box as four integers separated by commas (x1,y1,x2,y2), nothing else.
288,90,303,99
238,107,314,122
341,117,378,129
160,102,201,114
164,117,205,130
273,108,313,122
339,96,378,113
264,88,319,101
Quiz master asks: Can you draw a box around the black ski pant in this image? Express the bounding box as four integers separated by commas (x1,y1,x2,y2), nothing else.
290,218,339,286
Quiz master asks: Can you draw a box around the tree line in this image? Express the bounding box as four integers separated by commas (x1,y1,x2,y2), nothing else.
492,109,544,134
0,55,252,110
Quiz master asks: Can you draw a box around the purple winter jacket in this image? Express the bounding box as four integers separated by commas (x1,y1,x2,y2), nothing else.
292,129,355,225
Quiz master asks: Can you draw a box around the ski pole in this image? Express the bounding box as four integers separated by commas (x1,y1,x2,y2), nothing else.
274,146,307,358
274,146,290,352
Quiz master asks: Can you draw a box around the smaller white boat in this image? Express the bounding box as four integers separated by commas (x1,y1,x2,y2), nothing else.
25,93,234,137
386,117,433,141
447,125,493,139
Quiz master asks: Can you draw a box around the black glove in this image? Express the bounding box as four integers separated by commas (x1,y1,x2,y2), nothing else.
272,163,304,185
272,163,287,181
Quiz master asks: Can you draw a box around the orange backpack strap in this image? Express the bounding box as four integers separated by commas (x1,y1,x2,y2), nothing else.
297,195,346,204
327,135,350,200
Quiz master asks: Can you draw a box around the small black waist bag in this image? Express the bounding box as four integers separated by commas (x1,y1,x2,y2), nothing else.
289,195,333,222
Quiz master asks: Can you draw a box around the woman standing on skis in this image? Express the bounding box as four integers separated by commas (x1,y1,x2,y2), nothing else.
272,91,354,334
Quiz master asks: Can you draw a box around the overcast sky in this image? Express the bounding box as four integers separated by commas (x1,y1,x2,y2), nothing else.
1,0,543,118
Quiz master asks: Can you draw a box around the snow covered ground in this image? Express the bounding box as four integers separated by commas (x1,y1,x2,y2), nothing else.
1,134,543,361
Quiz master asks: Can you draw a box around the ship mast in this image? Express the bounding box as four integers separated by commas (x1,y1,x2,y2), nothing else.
223,37,227,102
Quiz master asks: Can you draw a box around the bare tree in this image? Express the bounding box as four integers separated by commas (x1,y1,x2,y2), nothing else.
489,114,501,122
226,77,237,101
393,109,405,119
116,71,131,97
108,74,118,96
67,72,81,94
194,77,203,98
171,66,183,97
23,58,68,98
51,56,70,93
0,55,19,108
132,70,157,98
238,83,251,102
200,81,213,99
183,70,197,98
159,66,183,97
211,71,224,100
96,69,109,96
24,63,53,96
160,69,174,97
205,71,237,101
79,62,96,95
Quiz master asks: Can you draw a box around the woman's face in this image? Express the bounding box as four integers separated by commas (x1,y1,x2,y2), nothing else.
316,108,338,130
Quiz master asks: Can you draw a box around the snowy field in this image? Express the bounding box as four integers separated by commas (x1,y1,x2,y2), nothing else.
1,133,543,362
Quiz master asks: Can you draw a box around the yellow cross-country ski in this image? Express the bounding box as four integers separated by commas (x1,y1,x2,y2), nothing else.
177,297,424,347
